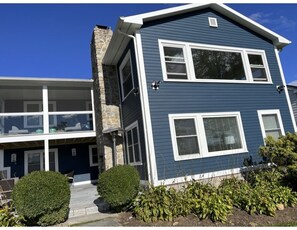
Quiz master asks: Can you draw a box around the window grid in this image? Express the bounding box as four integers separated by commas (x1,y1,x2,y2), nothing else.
125,121,142,165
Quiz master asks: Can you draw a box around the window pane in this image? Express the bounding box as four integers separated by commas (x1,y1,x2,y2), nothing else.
127,130,132,146
128,146,134,163
251,68,267,81
164,47,185,60
134,143,140,162
121,60,133,97
248,54,263,65
176,137,199,155
266,130,282,139
174,119,196,136
203,117,242,152
192,49,246,80
166,63,187,75
132,127,138,144
92,148,98,165
27,103,41,112
262,114,280,130
28,153,41,173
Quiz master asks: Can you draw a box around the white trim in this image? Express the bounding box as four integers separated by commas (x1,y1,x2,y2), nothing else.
48,110,92,115
0,149,11,179
155,167,243,187
90,87,96,131
43,86,49,134
89,145,98,167
125,121,142,166
274,48,297,132
135,31,158,186
119,50,135,101
44,139,49,171
169,112,248,161
257,109,285,140
24,148,58,175
159,39,272,84
208,17,218,28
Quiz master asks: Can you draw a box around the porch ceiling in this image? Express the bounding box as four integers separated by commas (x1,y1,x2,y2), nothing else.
0,137,96,150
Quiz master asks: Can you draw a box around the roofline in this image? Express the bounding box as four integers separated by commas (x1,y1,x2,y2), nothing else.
103,3,291,65
0,76,94,87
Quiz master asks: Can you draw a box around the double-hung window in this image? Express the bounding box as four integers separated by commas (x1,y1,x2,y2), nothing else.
159,40,271,83
169,112,247,161
258,110,285,140
125,121,142,165
162,45,188,79
119,51,134,100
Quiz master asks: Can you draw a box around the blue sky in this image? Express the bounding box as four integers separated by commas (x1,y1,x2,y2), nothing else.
0,3,296,84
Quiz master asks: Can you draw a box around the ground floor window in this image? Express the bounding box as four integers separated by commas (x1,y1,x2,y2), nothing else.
169,112,247,161
89,145,99,167
125,121,142,165
24,149,58,174
258,109,285,140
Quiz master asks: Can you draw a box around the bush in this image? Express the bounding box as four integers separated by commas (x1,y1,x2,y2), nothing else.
259,133,297,190
0,205,24,227
97,165,140,211
12,171,70,226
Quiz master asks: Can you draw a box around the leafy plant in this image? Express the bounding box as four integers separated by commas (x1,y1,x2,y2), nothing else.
97,165,140,211
0,205,24,227
12,171,70,226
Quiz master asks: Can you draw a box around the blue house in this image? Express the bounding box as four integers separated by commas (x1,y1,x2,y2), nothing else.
93,3,297,187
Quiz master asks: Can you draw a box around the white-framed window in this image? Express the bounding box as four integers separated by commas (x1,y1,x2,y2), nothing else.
125,121,142,165
119,51,134,100
159,39,272,84
159,43,189,80
24,101,57,128
258,109,285,140
89,145,98,167
24,148,59,175
169,112,248,161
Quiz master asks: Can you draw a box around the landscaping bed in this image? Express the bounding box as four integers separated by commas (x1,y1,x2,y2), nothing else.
118,206,297,227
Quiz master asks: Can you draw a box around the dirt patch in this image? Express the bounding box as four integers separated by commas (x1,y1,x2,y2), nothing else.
118,206,297,227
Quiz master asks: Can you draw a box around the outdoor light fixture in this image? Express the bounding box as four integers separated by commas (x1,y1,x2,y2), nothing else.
276,85,285,94
151,80,161,90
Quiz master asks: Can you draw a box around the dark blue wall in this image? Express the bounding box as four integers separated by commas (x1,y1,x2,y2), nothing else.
4,142,98,181
139,8,295,180
117,40,148,180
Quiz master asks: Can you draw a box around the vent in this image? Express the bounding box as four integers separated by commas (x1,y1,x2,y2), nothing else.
208,17,218,28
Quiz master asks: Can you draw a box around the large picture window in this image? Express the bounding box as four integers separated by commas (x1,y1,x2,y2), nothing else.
159,40,271,83
258,110,285,140
119,51,134,100
125,121,142,165
169,112,247,161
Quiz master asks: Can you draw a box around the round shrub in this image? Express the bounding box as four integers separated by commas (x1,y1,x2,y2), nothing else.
97,165,140,210
12,171,70,226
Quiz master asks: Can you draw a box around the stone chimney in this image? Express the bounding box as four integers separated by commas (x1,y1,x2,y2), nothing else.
91,25,124,172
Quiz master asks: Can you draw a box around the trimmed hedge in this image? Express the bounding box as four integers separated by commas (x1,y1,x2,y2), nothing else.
97,165,140,211
12,171,70,226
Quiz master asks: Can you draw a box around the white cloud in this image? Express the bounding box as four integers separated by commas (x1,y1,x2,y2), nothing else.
249,12,296,32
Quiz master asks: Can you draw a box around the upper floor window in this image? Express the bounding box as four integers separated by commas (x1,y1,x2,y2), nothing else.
159,40,271,83
119,51,134,100
258,109,285,140
163,45,188,79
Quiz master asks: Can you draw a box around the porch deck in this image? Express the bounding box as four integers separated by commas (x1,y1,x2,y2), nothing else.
68,183,110,218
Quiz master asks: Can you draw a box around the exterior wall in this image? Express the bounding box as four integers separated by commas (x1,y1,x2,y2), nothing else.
288,86,297,125
3,142,98,182
117,40,148,180
91,26,124,171
139,8,295,181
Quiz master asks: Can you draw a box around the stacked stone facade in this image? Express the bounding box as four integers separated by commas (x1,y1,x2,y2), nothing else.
91,25,124,171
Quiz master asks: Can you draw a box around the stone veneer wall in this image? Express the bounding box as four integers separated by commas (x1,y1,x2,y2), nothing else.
91,26,124,171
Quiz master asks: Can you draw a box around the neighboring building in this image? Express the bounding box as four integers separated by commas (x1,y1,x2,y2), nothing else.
288,84,297,125
0,77,99,185
92,3,297,187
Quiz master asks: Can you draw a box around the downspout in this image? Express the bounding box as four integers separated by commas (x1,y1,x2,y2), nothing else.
117,28,153,185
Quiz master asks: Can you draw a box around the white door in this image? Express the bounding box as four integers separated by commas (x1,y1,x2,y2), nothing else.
25,149,59,175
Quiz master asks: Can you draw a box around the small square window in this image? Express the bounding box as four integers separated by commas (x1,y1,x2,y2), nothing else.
258,110,285,140
248,53,268,82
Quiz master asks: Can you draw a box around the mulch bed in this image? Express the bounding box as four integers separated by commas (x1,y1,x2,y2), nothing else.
118,206,297,227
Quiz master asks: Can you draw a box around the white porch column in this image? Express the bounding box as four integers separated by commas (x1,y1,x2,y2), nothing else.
44,139,49,171
42,85,49,134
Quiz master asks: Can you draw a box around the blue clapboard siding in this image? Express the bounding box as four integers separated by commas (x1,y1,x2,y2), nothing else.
139,8,295,180
117,40,148,180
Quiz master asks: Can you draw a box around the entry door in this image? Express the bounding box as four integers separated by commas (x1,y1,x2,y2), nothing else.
25,149,58,175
